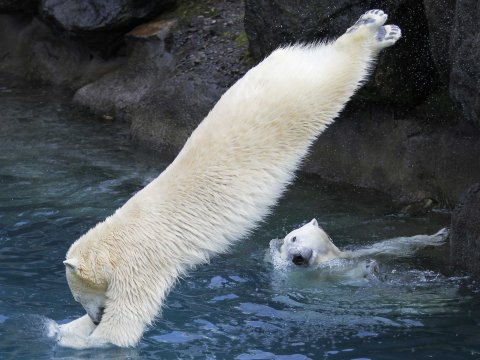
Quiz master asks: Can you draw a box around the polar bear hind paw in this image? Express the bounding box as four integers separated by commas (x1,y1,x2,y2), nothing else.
375,25,402,48
346,9,388,34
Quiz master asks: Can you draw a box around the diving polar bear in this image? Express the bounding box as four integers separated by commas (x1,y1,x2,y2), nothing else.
57,10,401,348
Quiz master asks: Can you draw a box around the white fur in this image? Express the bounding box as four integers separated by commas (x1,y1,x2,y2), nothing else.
279,219,349,265
59,10,401,348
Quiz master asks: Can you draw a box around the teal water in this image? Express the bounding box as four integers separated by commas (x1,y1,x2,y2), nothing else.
0,78,479,359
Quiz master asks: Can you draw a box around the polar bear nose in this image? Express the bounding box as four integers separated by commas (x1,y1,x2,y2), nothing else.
290,248,313,266
292,255,307,266
88,306,105,326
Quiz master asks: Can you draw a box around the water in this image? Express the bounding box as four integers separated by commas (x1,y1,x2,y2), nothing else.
0,77,479,359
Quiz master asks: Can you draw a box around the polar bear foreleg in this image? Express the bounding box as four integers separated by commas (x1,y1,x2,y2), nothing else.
57,314,96,349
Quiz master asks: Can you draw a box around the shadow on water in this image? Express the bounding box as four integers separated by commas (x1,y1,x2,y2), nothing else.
0,75,479,359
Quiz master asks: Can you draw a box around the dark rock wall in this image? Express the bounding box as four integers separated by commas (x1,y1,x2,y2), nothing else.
73,19,178,123
450,184,480,277
242,0,480,276
72,0,250,153
423,0,456,84
38,0,176,55
0,14,122,87
0,0,38,14
449,0,480,128
244,0,439,105
39,0,175,32
305,102,480,206
0,0,250,152
245,0,480,208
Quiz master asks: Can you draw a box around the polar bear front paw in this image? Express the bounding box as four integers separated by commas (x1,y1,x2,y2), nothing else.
346,9,388,34
57,315,97,349
375,25,402,49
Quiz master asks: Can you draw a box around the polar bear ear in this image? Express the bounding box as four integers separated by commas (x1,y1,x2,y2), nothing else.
310,218,319,227
63,258,79,273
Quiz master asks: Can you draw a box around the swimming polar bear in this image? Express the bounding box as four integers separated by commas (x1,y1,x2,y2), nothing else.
269,219,448,280
268,219,379,281
57,10,401,348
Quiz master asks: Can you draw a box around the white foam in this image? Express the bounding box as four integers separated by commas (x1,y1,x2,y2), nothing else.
44,318,60,339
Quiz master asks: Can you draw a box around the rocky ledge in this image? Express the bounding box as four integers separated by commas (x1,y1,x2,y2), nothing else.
449,184,480,278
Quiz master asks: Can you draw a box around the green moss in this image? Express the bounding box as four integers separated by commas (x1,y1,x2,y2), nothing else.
221,31,232,39
235,31,248,48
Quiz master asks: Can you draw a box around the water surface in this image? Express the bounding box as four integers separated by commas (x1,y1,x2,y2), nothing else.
0,77,479,359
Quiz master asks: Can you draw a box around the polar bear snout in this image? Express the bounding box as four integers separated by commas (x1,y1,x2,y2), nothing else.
88,306,105,325
290,248,313,266
64,260,107,327
72,290,106,326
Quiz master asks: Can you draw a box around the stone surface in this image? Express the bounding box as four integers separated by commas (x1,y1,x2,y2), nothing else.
0,14,122,88
244,0,439,105
73,19,177,121
130,74,222,156
304,99,480,207
449,183,480,278
39,0,175,31
423,0,456,85
74,0,250,156
128,0,250,154
0,0,38,13
449,0,480,128
39,0,176,54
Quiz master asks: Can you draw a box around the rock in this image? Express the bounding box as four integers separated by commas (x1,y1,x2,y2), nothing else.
74,0,250,157
304,99,480,206
243,0,480,205
130,75,222,156
0,14,121,88
73,19,178,121
39,0,176,31
127,0,250,155
39,0,176,54
400,198,437,216
244,0,439,106
449,0,480,128
422,0,456,84
449,183,480,278
245,0,359,60
0,0,38,13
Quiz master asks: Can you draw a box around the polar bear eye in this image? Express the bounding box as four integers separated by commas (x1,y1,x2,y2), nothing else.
291,236,296,243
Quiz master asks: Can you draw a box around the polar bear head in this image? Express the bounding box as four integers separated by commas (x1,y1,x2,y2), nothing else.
62,224,113,326
63,257,108,325
279,219,344,267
